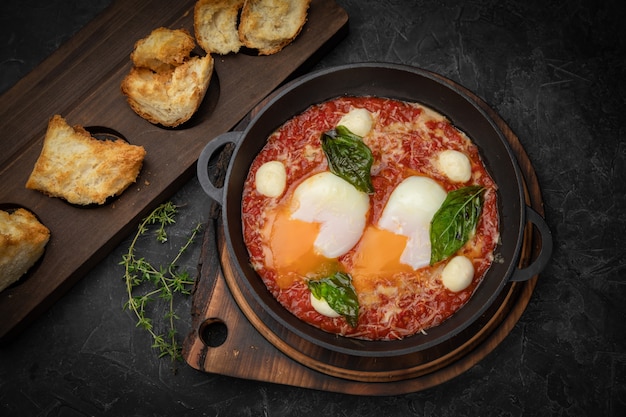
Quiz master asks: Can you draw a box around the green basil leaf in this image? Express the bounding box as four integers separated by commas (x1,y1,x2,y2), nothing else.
308,271,359,327
430,185,485,265
320,125,375,194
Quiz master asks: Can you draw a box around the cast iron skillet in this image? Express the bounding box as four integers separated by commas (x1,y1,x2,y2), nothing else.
197,63,552,362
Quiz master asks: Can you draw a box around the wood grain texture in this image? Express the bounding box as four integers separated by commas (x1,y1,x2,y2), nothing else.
0,0,349,342
182,74,546,395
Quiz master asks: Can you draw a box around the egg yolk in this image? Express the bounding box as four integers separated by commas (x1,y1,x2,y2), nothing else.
269,207,337,289
350,226,414,294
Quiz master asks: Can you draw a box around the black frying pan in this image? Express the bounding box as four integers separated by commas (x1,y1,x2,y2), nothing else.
197,63,552,365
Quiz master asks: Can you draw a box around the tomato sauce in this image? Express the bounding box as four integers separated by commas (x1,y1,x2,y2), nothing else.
241,96,499,340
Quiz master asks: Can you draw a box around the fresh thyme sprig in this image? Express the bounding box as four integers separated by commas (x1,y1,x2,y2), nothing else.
120,201,202,363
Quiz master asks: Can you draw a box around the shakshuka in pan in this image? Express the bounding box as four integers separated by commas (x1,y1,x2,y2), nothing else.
241,96,499,341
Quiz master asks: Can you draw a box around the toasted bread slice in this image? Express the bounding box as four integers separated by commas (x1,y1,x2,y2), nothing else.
25,115,146,205
0,208,50,292
121,54,214,127
238,0,310,55
130,27,196,73
195,0,245,55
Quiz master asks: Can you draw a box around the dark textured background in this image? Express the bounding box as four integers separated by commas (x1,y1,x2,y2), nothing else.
1,0,625,416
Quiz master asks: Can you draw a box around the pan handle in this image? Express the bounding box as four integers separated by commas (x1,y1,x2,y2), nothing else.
509,206,553,282
197,131,242,204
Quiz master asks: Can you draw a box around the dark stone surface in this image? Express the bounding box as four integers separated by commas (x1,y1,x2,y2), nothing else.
1,0,625,416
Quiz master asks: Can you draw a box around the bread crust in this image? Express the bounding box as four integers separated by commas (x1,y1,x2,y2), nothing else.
195,0,245,55
238,0,310,55
25,115,146,205
0,208,50,292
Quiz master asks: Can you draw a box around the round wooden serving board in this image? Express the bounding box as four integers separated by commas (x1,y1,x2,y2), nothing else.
182,79,547,395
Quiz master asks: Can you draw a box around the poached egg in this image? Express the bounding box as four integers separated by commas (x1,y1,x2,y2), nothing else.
268,171,370,286
351,176,447,281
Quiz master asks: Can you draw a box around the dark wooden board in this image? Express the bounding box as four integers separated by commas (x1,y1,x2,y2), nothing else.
0,0,349,342
182,79,547,394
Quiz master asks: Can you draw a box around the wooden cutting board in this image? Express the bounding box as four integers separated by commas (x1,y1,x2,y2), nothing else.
0,0,349,342
182,76,546,394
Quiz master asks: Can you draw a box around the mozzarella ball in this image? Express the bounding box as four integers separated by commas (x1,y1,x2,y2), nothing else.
310,293,341,318
255,161,286,197
337,108,373,137
441,255,475,292
437,150,472,183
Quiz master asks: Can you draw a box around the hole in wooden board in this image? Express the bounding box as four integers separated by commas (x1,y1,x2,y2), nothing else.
199,318,228,347
239,46,262,56
84,125,128,143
